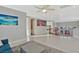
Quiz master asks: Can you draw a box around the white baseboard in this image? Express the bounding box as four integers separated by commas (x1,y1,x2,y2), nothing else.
31,34,52,37
10,38,27,48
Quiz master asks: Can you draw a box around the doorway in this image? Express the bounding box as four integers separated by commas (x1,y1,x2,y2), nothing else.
31,18,35,35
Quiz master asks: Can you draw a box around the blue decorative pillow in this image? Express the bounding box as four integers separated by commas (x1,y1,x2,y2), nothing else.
1,39,8,45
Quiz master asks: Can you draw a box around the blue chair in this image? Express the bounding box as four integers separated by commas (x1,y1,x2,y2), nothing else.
1,39,8,45
0,39,13,53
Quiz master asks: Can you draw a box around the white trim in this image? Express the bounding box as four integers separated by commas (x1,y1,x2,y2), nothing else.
31,34,52,37
9,38,27,47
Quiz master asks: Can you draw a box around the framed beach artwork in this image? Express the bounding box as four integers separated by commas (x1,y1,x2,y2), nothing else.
0,14,18,25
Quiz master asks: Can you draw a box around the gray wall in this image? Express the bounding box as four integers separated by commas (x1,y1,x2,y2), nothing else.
0,6,26,44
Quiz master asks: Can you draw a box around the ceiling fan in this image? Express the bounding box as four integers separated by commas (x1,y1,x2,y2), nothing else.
35,5,55,13
35,5,71,13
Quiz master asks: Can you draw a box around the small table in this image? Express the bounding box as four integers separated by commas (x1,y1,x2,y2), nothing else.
20,41,50,53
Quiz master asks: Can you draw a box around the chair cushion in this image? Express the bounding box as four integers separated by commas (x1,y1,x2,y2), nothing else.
1,39,8,45
0,44,12,53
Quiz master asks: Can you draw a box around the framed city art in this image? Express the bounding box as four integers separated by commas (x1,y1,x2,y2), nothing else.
37,20,46,26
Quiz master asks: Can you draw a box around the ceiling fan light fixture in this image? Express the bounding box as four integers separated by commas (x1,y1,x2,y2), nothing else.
42,9,47,13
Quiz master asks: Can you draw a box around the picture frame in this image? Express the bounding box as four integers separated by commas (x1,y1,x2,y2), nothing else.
0,14,18,25
37,20,46,26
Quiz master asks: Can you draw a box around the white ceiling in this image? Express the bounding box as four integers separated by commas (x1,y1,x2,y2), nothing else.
3,5,59,21
2,5,79,22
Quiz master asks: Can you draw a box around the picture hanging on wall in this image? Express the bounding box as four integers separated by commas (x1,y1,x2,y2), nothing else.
37,20,46,26
0,14,18,25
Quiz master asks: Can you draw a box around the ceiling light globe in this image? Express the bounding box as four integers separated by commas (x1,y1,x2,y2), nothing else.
42,9,47,13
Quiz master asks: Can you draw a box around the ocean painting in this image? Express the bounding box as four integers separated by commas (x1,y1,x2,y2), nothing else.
0,14,18,25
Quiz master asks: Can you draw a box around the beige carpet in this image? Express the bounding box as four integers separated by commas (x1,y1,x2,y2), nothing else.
12,41,64,53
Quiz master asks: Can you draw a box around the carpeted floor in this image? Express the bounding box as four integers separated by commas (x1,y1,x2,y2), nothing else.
12,41,64,53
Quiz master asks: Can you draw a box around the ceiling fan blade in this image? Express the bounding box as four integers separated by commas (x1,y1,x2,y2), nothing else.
35,6,44,9
46,8,55,10
43,5,50,9
60,5,71,8
35,5,50,9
